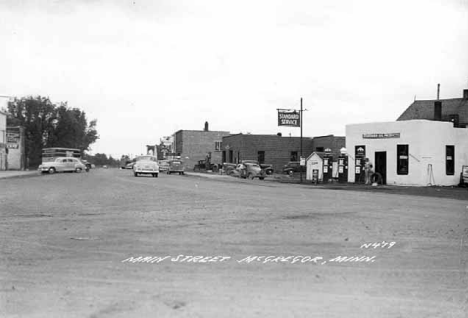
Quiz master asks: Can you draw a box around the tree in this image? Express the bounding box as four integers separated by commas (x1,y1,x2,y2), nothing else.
5,96,99,168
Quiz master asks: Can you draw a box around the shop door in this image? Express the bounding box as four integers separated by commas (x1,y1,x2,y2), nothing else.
374,152,387,184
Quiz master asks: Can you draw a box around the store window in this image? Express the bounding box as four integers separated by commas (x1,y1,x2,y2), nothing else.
258,151,265,164
290,151,298,161
397,144,409,175
446,146,455,175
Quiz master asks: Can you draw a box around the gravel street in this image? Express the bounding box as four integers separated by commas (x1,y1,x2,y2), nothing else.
1,169,467,318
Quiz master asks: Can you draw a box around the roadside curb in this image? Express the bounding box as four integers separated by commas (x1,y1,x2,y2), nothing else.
0,171,41,180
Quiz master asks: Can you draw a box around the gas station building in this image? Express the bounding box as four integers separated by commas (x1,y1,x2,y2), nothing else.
345,120,468,186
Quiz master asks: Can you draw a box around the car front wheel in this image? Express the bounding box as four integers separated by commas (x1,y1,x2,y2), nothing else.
75,168,82,173
134,172,138,177
48,167,56,174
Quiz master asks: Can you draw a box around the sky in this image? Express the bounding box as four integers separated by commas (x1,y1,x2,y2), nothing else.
0,0,467,158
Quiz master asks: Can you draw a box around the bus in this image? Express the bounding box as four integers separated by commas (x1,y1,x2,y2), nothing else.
41,147,81,163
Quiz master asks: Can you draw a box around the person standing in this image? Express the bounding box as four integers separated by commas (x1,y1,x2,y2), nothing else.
364,158,373,185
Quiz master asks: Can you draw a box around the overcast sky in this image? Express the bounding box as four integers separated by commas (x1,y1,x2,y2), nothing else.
1,0,467,157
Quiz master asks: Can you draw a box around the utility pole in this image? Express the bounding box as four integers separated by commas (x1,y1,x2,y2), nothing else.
300,97,303,183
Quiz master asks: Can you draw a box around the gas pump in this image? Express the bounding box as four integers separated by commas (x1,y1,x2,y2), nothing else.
338,148,348,183
354,145,366,184
322,148,333,183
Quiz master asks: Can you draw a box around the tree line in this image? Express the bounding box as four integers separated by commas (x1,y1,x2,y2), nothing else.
5,96,99,168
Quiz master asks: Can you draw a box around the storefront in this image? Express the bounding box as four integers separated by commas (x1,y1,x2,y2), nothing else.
346,120,468,186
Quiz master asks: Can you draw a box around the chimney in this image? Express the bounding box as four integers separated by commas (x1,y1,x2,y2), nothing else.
204,121,209,132
434,101,442,121
463,89,468,99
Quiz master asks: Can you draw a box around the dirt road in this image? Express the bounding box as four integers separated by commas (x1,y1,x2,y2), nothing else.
1,169,467,317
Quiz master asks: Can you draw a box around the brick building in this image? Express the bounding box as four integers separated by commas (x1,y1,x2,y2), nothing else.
221,133,345,172
311,135,346,159
172,122,230,169
397,88,468,127
221,134,313,172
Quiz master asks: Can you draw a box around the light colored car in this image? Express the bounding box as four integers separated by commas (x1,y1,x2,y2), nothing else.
133,155,159,177
230,162,266,180
39,157,87,174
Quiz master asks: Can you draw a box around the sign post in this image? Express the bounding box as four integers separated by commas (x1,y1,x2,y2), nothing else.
277,98,305,182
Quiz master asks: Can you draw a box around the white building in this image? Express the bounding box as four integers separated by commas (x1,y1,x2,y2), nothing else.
346,120,468,186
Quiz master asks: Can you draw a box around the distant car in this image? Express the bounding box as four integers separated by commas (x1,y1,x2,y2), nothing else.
282,161,306,174
80,159,91,171
241,160,274,175
230,162,265,180
158,160,170,172
167,160,185,175
39,157,87,174
133,155,159,177
125,162,135,169
223,163,237,175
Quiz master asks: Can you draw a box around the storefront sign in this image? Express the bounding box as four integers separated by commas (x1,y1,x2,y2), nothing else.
6,129,20,149
278,110,300,127
355,145,366,157
362,133,400,139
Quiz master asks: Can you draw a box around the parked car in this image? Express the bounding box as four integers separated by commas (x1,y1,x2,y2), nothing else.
167,160,185,175
80,159,91,171
193,159,210,171
39,157,87,174
133,155,159,177
158,160,170,172
241,160,274,175
230,162,266,180
282,161,306,174
223,163,237,175
125,162,135,169
459,165,468,187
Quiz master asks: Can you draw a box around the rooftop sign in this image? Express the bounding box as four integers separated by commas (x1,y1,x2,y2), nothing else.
362,133,400,139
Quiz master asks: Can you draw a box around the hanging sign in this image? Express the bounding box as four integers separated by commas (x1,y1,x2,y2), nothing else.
278,110,300,127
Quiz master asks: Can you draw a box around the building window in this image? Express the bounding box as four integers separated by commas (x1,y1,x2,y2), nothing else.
446,145,455,175
229,150,233,163
258,151,265,164
214,141,222,151
315,147,324,152
397,144,409,175
290,151,298,161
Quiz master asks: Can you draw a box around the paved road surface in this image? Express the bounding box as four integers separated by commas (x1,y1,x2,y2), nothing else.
1,169,467,317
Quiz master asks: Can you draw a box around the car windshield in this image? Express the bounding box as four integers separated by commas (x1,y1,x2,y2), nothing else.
136,156,157,162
